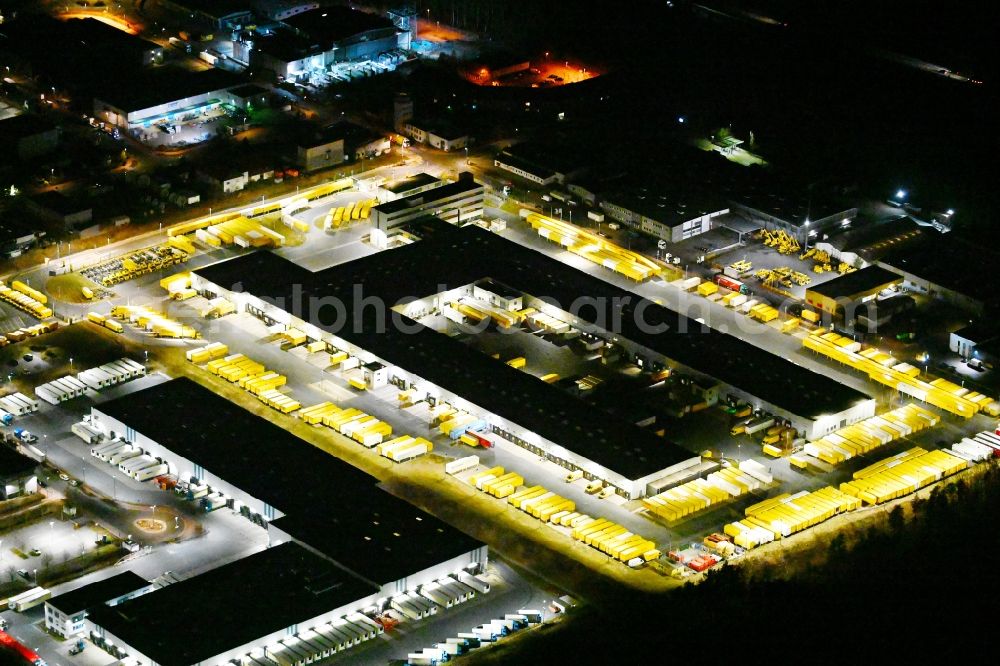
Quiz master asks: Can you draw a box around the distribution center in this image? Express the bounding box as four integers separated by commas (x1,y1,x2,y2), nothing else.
191,224,874,498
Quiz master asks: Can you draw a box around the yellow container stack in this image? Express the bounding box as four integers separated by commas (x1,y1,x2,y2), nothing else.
110,305,199,339
571,517,659,563
522,210,662,281
463,461,660,564
804,403,938,465
642,466,764,523
200,352,299,413
186,342,229,364
0,281,52,319
840,447,967,505
780,317,800,333
297,400,411,451
724,486,860,549
159,271,192,294
696,281,718,297
803,331,1000,417
748,303,779,323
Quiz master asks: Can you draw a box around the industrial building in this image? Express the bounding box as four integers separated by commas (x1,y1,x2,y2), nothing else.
0,445,38,500
804,266,903,318
89,377,486,591
369,172,484,246
494,152,560,186
0,219,40,258
192,225,874,497
600,186,731,243
92,68,242,138
378,172,444,202
493,143,582,187
950,321,1000,363
247,6,402,82
252,0,320,21
875,234,998,315
87,543,381,666
44,571,153,638
731,190,858,243
159,0,254,30
26,191,93,231
813,216,926,269
0,114,60,160
0,16,164,78
399,119,469,152
295,121,390,172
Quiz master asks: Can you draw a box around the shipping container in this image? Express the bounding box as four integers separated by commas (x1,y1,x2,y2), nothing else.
109,447,140,466
120,455,156,474
135,464,169,482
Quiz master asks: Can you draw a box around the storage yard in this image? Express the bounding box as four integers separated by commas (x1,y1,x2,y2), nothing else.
3,164,999,665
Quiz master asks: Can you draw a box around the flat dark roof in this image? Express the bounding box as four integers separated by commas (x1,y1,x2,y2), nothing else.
283,6,396,44
475,278,521,302
878,234,998,306
95,68,240,113
88,543,376,666
374,175,481,217
807,266,903,300
826,216,924,254
227,83,269,99
94,378,482,585
47,571,148,615
270,489,474,588
734,191,854,227
0,113,57,140
30,191,89,215
603,184,729,228
195,227,871,476
385,172,440,194
952,320,1000,344
0,445,37,479
171,0,251,19
495,152,557,180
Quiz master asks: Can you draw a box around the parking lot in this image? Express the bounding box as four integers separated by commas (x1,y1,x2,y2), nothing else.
1,518,103,581
134,110,232,148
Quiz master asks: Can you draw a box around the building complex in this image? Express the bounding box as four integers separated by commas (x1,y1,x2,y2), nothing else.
83,377,486,665
191,222,873,499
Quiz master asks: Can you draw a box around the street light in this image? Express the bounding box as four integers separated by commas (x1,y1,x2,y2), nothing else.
895,189,907,200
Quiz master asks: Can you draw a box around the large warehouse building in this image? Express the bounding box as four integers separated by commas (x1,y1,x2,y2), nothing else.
248,6,401,81
192,225,873,498
88,542,381,666
805,265,903,317
86,377,486,664
93,69,243,136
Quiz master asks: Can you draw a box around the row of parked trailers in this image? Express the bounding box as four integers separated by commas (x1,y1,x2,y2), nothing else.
248,612,383,666
6,586,51,612
299,401,433,461
391,570,490,623
407,610,542,665
89,437,169,482
171,479,229,512
34,358,145,406
0,392,38,422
